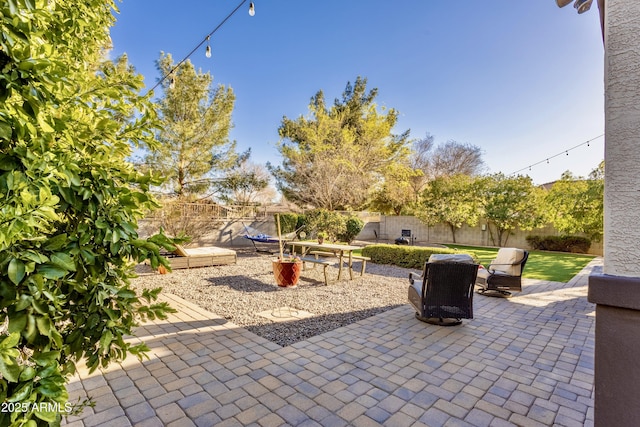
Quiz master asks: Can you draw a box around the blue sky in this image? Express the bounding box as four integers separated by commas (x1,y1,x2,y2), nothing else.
109,0,604,185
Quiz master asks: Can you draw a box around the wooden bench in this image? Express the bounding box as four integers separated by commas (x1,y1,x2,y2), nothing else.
299,257,332,285
309,250,337,258
309,251,370,276
351,255,370,276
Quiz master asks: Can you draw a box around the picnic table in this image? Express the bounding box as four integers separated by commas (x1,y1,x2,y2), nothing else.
286,241,367,283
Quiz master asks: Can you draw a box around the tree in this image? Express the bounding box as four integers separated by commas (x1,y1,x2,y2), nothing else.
430,140,485,178
217,160,275,206
479,174,546,246
407,133,435,201
370,134,485,215
417,174,483,242
545,162,604,241
269,77,411,210
0,2,173,424
143,54,242,198
410,135,485,181
369,162,420,215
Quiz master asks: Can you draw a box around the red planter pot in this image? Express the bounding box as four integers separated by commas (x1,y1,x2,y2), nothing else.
272,261,302,287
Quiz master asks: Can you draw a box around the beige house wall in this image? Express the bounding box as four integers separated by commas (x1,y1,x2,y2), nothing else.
602,0,640,276
586,2,640,425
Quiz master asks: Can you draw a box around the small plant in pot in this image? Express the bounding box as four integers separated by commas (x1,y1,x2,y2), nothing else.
317,231,327,244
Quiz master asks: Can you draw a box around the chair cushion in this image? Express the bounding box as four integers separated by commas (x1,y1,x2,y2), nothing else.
489,248,525,276
428,253,475,264
408,281,423,315
476,267,489,280
173,244,189,257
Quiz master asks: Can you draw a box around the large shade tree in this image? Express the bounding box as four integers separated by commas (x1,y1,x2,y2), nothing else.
409,134,485,182
370,133,485,214
429,140,485,178
368,162,420,215
269,77,411,210
0,1,173,424
143,54,242,198
479,174,546,246
417,174,483,242
545,161,604,241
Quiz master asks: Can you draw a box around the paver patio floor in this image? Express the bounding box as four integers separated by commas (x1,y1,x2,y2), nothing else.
63,259,599,427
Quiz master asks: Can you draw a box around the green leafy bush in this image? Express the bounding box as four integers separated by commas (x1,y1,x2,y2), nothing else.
276,213,300,234
526,235,592,253
0,2,175,424
302,209,346,240
299,209,366,243
361,244,472,270
338,216,364,243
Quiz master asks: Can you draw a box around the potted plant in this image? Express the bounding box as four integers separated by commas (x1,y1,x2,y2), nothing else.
272,254,302,287
317,231,327,244
272,213,303,287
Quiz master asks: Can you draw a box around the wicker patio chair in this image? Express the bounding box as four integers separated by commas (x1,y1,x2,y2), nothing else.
475,248,529,298
408,254,479,326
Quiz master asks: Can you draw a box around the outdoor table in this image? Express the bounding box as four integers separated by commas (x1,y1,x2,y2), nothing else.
286,241,363,281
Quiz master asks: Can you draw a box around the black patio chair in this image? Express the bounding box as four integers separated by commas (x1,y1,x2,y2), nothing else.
475,248,529,298
408,259,479,326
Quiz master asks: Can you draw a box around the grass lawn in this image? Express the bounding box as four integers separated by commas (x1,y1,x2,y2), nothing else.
445,244,596,283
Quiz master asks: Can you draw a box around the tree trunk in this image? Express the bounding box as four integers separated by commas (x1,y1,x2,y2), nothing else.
449,223,457,243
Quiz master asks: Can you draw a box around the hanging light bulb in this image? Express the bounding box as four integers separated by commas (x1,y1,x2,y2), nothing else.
248,2,255,16
169,75,175,89
205,36,212,58
574,0,592,14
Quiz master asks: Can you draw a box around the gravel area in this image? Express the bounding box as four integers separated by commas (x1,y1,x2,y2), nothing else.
132,248,415,347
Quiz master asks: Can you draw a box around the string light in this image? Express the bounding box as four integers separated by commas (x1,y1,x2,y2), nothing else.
205,36,212,58
574,0,593,14
508,134,604,176
147,0,254,95
249,2,255,16
556,0,593,14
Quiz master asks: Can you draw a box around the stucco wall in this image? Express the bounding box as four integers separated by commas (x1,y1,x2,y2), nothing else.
603,0,640,275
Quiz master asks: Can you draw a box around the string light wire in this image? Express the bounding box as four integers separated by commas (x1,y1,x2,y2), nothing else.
147,0,250,95
508,133,604,176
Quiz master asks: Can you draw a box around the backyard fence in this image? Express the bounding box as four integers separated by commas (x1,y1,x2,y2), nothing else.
145,203,270,220
140,204,603,255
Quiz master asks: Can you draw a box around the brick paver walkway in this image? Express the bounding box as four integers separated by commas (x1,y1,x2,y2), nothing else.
63,259,599,427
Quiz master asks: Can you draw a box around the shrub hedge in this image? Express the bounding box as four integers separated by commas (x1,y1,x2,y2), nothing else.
281,210,365,243
338,216,364,243
361,244,475,270
276,213,300,234
526,235,592,254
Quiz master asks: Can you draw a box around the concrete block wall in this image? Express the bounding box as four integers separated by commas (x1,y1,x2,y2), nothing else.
378,215,603,256
140,215,603,256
